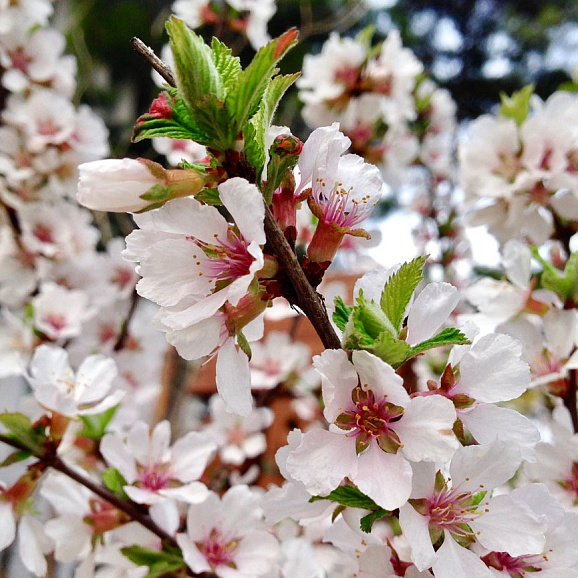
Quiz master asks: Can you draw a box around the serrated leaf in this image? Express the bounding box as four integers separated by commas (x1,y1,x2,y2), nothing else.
227,29,298,133
499,84,534,126
0,412,45,454
211,37,242,95
369,331,412,368
409,327,470,356
245,72,300,188
121,545,186,578
0,450,32,468
380,256,427,334
310,484,381,510
167,17,223,108
193,93,234,150
333,296,353,332
534,247,577,300
342,304,379,351
360,508,388,533
79,406,118,441
102,467,129,500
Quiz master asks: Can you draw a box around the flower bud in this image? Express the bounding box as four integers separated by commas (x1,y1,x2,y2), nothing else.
77,157,205,213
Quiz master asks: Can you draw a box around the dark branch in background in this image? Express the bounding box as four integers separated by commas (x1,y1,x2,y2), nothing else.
565,369,578,433
113,288,140,352
130,37,342,350
131,37,175,87
0,434,179,549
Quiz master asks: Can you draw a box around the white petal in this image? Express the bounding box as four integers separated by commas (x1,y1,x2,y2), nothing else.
314,349,358,422
219,178,265,245
407,282,459,345
455,333,530,402
150,500,180,536
396,396,458,462
503,239,532,289
216,340,253,416
461,404,539,462
353,444,412,510
0,502,16,550
171,431,217,481
162,314,223,360
161,482,211,504
100,433,138,483
472,493,546,556
432,532,493,578
398,503,436,571
176,533,211,573
19,514,52,576
285,429,357,496
352,350,409,406
151,196,228,241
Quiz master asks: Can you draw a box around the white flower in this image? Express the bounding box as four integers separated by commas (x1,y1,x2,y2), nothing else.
26,344,124,417
285,349,458,510
100,420,215,505
399,441,546,575
176,485,279,577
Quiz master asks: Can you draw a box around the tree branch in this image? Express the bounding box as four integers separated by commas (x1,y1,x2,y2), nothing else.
0,434,179,548
130,37,342,350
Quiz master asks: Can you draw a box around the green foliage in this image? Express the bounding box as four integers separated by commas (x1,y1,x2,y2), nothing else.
533,248,578,301
121,545,187,578
226,29,299,134
211,37,242,94
102,468,130,500
310,484,382,510
338,256,469,367
360,508,389,533
79,406,118,441
499,85,535,126
380,255,427,334
0,412,46,455
0,450,32,468
333,296,353,332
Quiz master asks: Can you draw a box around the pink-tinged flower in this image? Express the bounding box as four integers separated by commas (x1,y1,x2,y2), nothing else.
205,394,273,465
26,344,124,417
425,332,539,461
399,442,546,575
100,420,216,505
77,157,205,213
285,349,458,510
176,485,279,577
298,123,386,263
32,283,94,341
481,483,578,577
0,473,52,576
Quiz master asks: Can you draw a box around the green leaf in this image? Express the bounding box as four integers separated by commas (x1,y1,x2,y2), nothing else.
0,412,45,454
355,24,375,49
342,301,380,351
227,29,298,132
360,508,389,533
193,93,234,150
167,17,223,109
534,247,578,300
380,255,428,335
132,90,211,144
245,72,300,188
369,330,412,368
333,296,353,332
310,484,382,510
121,545,187,578
409,327,471,356
102,468,129,500
79,406,118,440
236,329,252,359
499,84,535,126
0,450,32,468
195,187,223,206
211,37,242,95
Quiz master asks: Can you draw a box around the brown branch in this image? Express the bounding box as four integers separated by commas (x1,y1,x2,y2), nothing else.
130,38,342,351
0,434,179,549
565,369,578,433
130,37,175,87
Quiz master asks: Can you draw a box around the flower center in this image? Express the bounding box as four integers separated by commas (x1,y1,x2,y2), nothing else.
334,385,404,454
314,179,376,228
138,464,171,491
198,529,239,570
191,228,255,286
481,550,548,576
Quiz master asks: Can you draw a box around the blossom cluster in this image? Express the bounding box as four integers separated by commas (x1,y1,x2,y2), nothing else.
2,3,578,578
